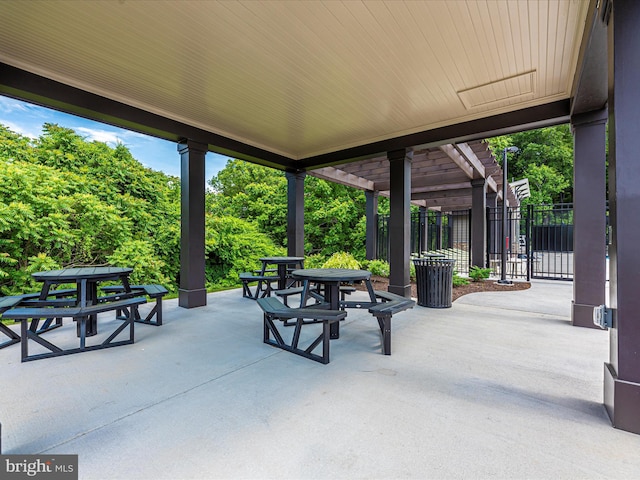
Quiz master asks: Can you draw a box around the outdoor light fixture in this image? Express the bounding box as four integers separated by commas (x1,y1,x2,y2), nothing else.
498,146,520,285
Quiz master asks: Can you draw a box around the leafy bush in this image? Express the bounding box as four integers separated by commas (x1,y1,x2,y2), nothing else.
204,215,285,289
361,259,389,277
469,266,491,282
107,239,171,288
453,271,470,287
321,252,361,269
303,254,327,269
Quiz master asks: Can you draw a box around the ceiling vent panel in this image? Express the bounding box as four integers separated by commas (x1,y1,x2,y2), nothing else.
457,71,536,110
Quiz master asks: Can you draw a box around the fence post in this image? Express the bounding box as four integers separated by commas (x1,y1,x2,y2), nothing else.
526,204,532,281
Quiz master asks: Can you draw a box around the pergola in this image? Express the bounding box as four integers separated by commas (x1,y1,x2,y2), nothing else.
1,0,638,434
309,140,518,210
308,139,519,266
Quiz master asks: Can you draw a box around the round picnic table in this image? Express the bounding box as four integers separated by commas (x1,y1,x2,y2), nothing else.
259,257,304,290
32,267,134,336
290,268,374,339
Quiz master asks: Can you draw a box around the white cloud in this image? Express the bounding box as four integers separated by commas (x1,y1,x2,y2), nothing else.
0,96,31,114
0,120,40,139
75,126,123,145
0,96,49,119
74,126,151,146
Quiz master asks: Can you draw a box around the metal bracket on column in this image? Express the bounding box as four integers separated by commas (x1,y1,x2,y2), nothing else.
593,305,613,329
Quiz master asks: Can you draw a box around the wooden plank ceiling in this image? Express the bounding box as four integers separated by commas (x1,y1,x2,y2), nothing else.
309,140,518,211
0,1,588,161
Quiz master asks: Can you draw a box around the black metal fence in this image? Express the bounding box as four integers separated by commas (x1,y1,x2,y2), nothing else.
377,209,471,275
486,205,528,280
377,203,577,281
486,203,574,280
526,203,574,280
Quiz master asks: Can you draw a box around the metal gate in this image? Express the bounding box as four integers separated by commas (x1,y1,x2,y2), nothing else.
487,203,574,281
487,205,528,280
526,203,574,280
378,203,574,281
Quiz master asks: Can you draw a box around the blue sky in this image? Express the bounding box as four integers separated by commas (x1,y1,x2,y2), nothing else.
0,95,230,180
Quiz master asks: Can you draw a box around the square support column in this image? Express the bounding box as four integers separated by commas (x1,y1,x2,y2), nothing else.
486,192,498,209
571,109,607,328
604,0,640,435
365,190,379,260
178,140,207,308
471,178,487,268
286,171,306,257
387,149,412,298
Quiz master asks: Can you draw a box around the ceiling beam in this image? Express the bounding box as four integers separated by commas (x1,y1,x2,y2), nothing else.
296,100,570,169
412,188,470,201
411,182,471,194
416,197,473,209
307,167,375,191
375,171,468,191
0,62,572,176
570,0,608,116
0,63,296,170
487,176,498,193
439,144,473,179
455,143,486,178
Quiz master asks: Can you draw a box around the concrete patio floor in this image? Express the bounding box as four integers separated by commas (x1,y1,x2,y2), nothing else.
1,280,639,479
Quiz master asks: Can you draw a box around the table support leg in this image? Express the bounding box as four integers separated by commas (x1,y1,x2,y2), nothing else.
327,286,340,339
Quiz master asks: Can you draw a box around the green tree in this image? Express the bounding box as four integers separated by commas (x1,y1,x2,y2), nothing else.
487,125,574,205
1,123,291,295
209,160,368,259
0,124,182,294
205,215,284,289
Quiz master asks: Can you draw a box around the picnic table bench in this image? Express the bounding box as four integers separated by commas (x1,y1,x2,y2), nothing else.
257,297,346,364
369,291,415,355
0,289,79,349
274,284,356,310
2,296,147,362
239,272,278,299
100,284,168,326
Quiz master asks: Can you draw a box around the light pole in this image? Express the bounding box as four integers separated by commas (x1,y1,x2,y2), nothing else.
498,146,519,285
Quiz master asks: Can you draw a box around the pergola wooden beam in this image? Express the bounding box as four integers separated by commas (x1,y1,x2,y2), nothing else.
455,143,486,178
309,166,375,191
306,139,514,210
439,144,474,179
411,181,471,194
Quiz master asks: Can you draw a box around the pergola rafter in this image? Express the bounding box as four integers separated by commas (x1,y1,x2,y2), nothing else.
307,140,517,210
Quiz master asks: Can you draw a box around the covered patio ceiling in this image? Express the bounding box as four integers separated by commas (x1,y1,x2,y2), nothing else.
0,0,604,180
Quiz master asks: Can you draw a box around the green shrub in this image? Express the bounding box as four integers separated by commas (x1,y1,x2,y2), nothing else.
107,239,171,287
303,254,327,269
469,266,491,282
321,252,361,269
362,259,389,277
453,271,470,287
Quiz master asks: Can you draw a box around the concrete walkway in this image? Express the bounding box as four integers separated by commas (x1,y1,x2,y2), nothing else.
1,280,638,479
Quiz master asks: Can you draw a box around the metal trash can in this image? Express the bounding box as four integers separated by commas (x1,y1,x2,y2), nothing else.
412,256,456,308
